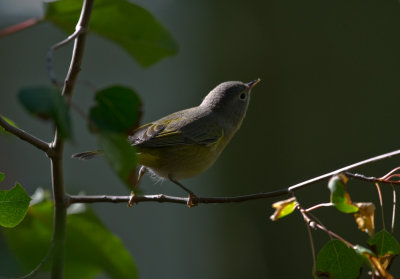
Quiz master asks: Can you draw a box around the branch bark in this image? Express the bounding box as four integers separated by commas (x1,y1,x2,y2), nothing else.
0,116,52,155
50,1,94,278
67,149,400,207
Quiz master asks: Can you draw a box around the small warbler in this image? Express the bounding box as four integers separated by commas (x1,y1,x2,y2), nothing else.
73,79,260,206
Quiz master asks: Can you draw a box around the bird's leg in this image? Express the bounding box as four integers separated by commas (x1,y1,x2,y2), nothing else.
128,166,147,207
168,175,198,208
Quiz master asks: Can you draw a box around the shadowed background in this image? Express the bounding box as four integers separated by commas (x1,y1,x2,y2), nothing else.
1,0,400,278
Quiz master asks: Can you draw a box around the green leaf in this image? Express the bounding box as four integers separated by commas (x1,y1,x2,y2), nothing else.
0,116,18,135
315,240,363,279
0,183,31,228
2,198,138,279
367,230,400,256
90,86,141,134
328,174,358,213
270,197,296,221
45,0,178,67
18,86,72,139
0,172,4,183
99,132,137,187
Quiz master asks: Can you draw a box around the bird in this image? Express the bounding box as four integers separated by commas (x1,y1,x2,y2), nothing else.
73,79,260,207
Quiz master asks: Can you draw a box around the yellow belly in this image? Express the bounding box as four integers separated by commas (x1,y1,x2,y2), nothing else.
136,138,228,180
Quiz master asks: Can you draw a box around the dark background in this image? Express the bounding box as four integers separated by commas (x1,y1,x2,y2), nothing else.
1,0,400,278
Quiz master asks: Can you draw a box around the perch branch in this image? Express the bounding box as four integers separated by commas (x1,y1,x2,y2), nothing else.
67,149,400,206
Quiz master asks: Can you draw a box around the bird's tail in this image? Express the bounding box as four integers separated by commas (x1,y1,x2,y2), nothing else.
72,150,103,160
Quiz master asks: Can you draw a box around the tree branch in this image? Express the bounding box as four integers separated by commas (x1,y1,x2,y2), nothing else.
50,0,94,278
0,116,52,155
67,149,400,206
287,149,400,192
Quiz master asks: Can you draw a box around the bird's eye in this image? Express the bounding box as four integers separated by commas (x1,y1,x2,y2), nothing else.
239,92,247,100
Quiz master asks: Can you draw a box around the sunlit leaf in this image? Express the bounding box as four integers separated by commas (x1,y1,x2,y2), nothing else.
328,174,358,213
315,239,363,279
270,197,296,221
90,86,141,134
0,183,31,228
99,132,137,187
18,86,72,139
2,198,138,279
45,0,178,67
353,202,375,236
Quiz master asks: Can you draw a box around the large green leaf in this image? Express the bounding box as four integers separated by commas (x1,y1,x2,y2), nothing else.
367,230,400,256
0,183,31,228
90,86,141,134
99,132,137,187
315,240,363,279
2,199,138,279
0,172,4,183
45,0,178,67
18,86,72,139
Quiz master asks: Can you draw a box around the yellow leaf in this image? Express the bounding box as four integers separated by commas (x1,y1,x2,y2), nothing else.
270,197,296,221
354,202,375,236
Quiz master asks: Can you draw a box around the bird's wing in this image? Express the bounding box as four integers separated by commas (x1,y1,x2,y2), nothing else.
129,115,223,148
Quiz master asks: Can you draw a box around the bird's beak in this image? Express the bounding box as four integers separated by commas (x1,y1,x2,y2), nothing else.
247,78,261,90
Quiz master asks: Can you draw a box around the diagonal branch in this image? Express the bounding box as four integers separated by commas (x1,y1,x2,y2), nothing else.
0,116,53,155
67,149,400,207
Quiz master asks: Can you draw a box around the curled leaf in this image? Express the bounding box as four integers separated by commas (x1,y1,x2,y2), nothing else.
353,202,375,236
328,174,358,213
270,197,296,221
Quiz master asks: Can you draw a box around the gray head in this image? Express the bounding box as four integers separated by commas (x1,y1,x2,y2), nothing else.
200,79,260,128
201,80,260,109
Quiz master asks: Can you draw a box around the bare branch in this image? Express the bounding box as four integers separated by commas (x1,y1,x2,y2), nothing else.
47,28,86,86
67,149,400,206
0,116,53,155
288,149,400,192
67,189,290,206
50,1,94,278
0,17,43,38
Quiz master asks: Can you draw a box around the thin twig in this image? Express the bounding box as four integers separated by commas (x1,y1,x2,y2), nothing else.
375,182,386,230
0,17,43,38
305,203,333,212
344,172,400,185
67,190,289,206
391,184,396,234
298,205,354,248
297,208,317,276
0,116,53,156
47,28,85,86
288,149,400,192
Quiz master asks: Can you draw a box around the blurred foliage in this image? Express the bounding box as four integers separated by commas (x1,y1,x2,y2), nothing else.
45,0,178,66
2,192,138,279
18,86,72,139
